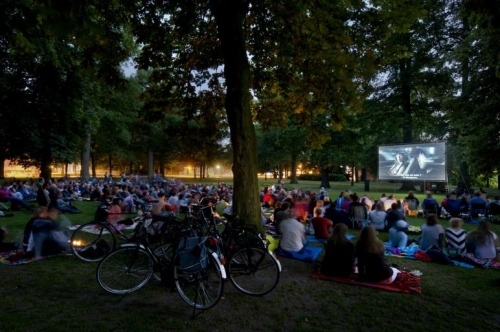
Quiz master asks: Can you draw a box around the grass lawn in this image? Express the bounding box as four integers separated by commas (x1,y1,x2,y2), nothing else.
1,179,499,331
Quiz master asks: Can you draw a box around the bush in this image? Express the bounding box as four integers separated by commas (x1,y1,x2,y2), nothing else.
329,173,348,182
298,174,321,181
297,173,348,182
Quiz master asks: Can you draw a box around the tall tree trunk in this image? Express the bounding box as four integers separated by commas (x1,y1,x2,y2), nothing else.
457,15,471,190
40,148,52,180
159,156,165,176
148,149,154,179
289,152,298,184
91,153,96,178
80,134,91,180
351,165,355,186
211,0,261,227
0,150,5,179
108,155,113,176
319,167,331,188
401,58,413,143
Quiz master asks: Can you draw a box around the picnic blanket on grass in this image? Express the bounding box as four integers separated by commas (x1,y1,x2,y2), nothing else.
384,243,475,268
312,270,422,294
0,250,36,265
276,245,324,263
0,250,72,266
384,242,420,259
306,234,355,245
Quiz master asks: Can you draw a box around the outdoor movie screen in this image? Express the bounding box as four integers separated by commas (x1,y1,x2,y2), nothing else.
378,142,446,181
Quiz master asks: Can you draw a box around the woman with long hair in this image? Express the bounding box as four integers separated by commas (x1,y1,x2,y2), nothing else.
320,224,354,277
466,221,498,259
355,226,399,284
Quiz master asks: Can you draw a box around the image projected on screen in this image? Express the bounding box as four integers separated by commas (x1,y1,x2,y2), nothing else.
378,142,446,181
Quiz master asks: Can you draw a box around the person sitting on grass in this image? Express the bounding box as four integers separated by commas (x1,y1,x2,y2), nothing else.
278,209,322,262
355,226,400,284
419,214,444,250
310,207,333,239
422,191,439,215
465,221,499,260
55,192,81,214
278,210,306,253
23,206,49,253
106,197,123,223
29,208,70,259
320,223,355,277
0,185,34,211
384,202,406,231
151,192,177,216
368,201,387,231
388,219,410,250
445,217,467,255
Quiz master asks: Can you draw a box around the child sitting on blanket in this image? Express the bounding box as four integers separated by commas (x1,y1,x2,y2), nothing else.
356,226,399,284
321,224,355,277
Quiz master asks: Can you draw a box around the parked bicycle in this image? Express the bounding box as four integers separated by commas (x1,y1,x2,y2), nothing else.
95,213,227,312
196,205,281,296
70,214,140,263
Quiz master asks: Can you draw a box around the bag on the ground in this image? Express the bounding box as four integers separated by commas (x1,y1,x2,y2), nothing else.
414,249,431,262
177,236,208,274
425,247,454,265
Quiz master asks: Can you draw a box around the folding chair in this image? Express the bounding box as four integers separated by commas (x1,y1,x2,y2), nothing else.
469,203,487,223
422,198,439,217
350,205,367,229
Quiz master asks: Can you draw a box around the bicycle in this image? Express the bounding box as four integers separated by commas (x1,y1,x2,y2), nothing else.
70,215,139,263
197,206,281,296
95,214,227,312
70,204,171,263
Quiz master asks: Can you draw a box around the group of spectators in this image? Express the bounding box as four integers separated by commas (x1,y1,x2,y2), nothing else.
259,185,499,283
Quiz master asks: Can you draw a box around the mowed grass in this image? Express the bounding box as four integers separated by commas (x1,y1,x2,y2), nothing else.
1,179,499,332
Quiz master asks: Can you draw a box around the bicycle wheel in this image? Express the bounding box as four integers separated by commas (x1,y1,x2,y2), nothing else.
96,246,154,294
174,254,224,310
71,222,116,262
228,247,280,296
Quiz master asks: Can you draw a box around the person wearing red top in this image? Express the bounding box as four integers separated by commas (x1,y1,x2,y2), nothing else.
311,207,333,239
262,187,273,205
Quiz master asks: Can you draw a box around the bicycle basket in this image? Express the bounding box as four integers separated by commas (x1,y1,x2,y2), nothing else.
177,236,208,274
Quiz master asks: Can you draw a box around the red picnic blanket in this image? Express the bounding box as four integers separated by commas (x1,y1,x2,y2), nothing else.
311,270,422,294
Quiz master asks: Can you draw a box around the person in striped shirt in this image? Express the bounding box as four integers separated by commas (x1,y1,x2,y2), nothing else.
445,218,467,254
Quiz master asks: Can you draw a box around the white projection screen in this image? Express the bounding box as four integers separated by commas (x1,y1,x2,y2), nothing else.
378,142,447,181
